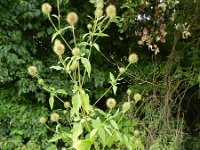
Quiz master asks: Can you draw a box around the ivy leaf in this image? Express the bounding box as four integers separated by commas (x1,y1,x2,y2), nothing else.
81,57,91,78
49,95,54,110
72,92,81,116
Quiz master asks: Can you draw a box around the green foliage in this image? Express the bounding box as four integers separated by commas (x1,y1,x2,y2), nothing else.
0,99,51,149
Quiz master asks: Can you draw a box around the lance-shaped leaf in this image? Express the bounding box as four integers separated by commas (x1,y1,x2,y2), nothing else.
49,95,54,110
72,92,82,116
81,91,92,114
51,26,73,42
81,57,91,78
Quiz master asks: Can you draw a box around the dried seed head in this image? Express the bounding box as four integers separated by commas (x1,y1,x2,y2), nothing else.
72,47,80,56
28,66,37,75
41,3,52,15
128,53,138,64
122,102,130,113
95,8,103,18
106,98,116,109
50,112,59,122
119,67,126,74
134,93,142,102
106,4,116,18
39,116,47,124
66,12,78,25
53,39,65,56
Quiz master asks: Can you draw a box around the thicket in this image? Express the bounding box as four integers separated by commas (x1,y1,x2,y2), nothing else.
0,0,200,149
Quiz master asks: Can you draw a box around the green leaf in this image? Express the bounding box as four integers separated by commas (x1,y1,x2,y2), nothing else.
76,139,93,150
81,91,91,114
55,89,67,95
72,122,83,139
104,126,112,136
82,33,90,40
98,127,106,146
51,26,73,42
113,85,117,95
91,118,102,129
81,57,91,78
93,43,100,52
109,72,115,82
110,120,119,130
93,33,109,37
49,134,62,142
95,108,106,116
90,129,98,139
49,95,54,110
79,42,89,46
51,14,59,19
50,66,64,70
72,92,81,116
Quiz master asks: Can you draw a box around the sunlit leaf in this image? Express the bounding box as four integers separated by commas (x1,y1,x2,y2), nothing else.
81,57,91,78
49,95,54,110
72,92,81,116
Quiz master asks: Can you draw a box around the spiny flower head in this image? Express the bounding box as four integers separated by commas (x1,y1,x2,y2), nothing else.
134,130,140,136
122,102,130,113
87,24,92,30
134,93,142,102
39,116,47,124
106,98,116,109
28,66,37,75
95,8,103,18
53,39,65,56
66,12,78,25
38,78,44,84
95,0,104,9
106,4,116,18
41,3,52,15
72,47,80,56
64,101,70,108
128,53,138,64
50,112,59,122
126,89,132,95
119,67,126,74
